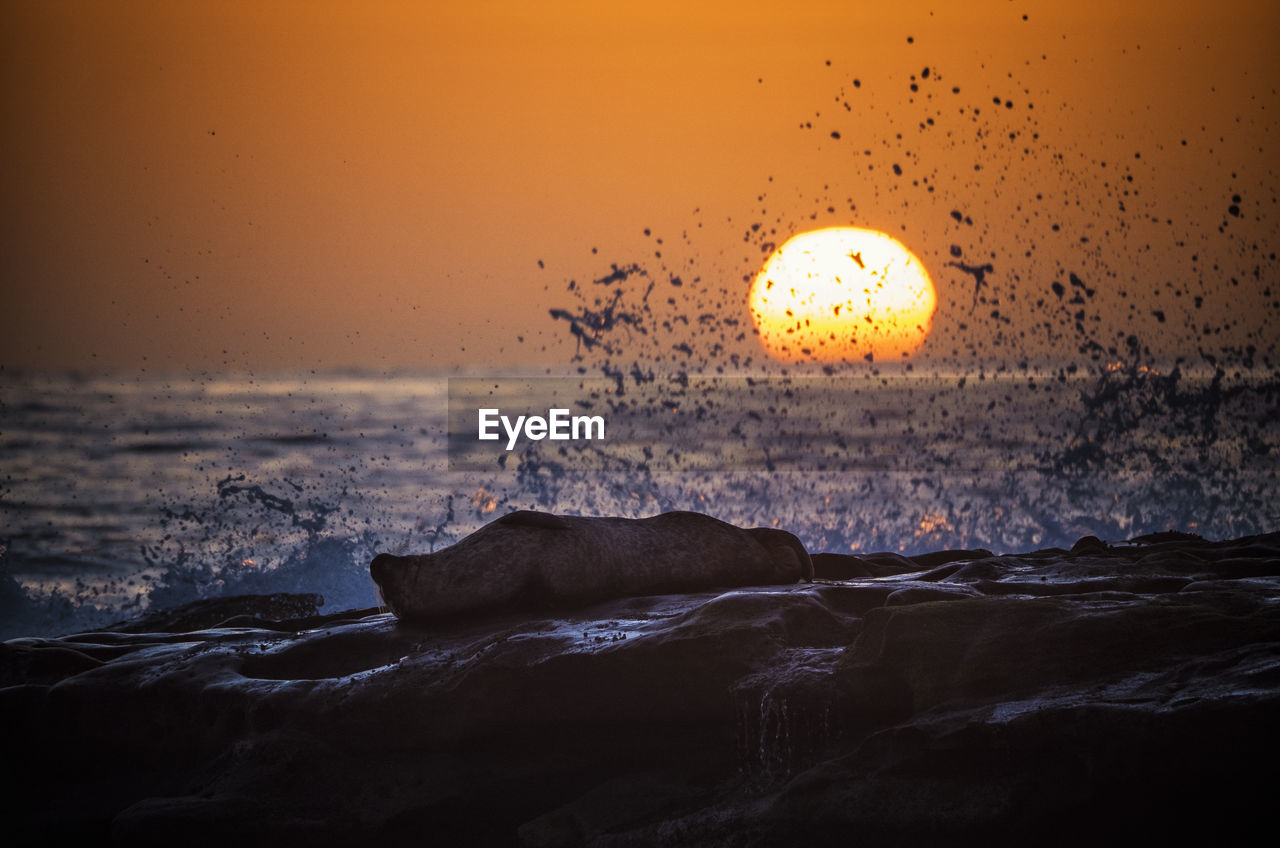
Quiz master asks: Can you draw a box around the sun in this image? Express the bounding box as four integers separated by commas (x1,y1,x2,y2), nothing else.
748,227,937,362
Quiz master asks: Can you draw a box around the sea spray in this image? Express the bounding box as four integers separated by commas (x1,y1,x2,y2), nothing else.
140,474,383,615
2,24,1276,638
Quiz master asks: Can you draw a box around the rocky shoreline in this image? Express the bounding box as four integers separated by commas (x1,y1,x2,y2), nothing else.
4,530,1279,845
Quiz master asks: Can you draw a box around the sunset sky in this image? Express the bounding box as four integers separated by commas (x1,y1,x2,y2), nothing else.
2,0,1276,373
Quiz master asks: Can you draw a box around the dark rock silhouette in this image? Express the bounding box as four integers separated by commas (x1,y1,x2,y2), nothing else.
4,528,1279,844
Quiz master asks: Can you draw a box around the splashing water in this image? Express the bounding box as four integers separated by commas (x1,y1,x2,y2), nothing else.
2,13,1277,638
735,655,840,784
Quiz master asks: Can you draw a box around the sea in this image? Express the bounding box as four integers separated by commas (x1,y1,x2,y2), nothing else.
2,362,1277,638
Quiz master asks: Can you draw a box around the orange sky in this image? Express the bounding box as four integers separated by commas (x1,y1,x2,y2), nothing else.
2,0,1276,373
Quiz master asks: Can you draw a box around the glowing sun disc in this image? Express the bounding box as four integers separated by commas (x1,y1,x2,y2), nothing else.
748,227,937,362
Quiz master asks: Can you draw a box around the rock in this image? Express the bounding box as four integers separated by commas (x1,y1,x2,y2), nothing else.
811,551,922,579
3,530,1279,844
0,641,103,687
104,592,327,633
908,548,995,569
1070,534,1108,554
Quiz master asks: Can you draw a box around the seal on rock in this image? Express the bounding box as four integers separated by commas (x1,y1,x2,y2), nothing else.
369,510,813,619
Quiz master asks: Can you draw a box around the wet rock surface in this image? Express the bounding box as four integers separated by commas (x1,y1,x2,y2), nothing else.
4,532,1279,846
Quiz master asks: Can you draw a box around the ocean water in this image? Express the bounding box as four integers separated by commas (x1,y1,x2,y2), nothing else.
2,362,1276,638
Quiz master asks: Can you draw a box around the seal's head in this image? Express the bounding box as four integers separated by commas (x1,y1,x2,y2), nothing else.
746,527,814,582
